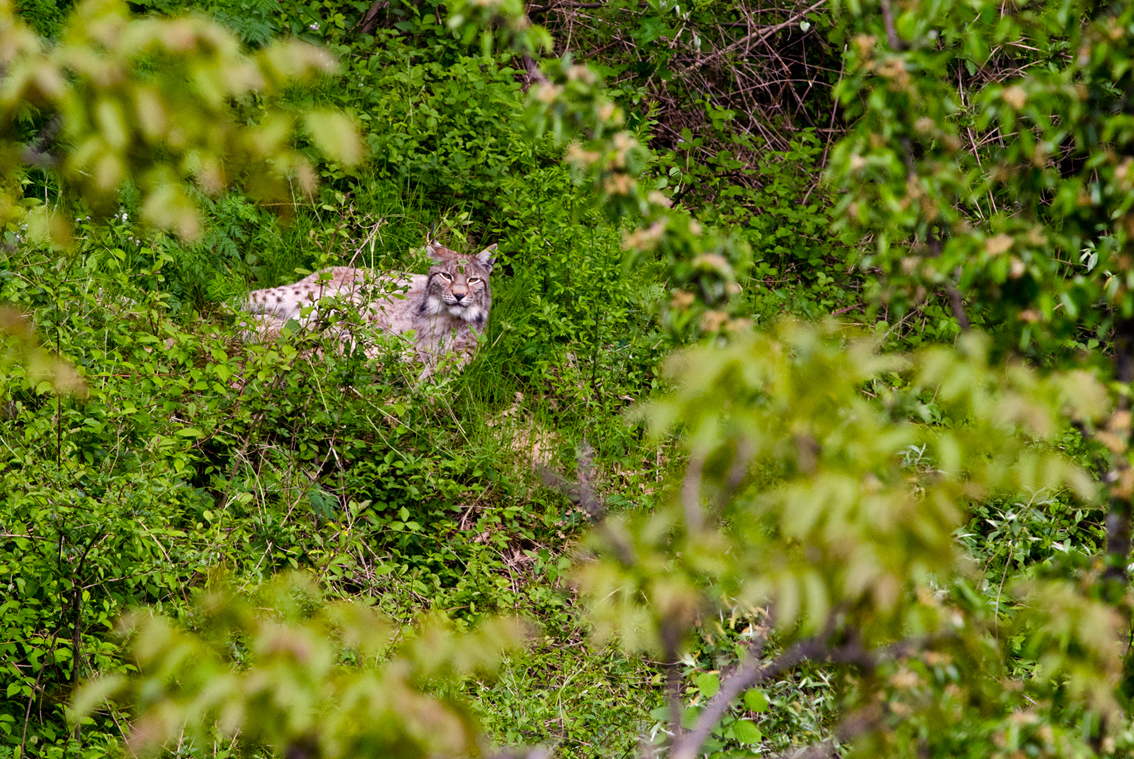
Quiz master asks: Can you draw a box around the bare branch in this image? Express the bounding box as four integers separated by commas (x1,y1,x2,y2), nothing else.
352,0,389,35
946,285,971,332
681,454,705,532
521,53,551,86
1105,317,1134,584
776,704,884,759
537,439,604,521
670,634,817,759
20,115,62,169
673,0,827,78
671,630,933,759
879,0,903,50
488,748,551,759
528,1,606,13
662,619,686,744
537,441,640,567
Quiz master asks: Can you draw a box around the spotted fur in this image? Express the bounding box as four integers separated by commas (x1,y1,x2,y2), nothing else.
243,242,496,377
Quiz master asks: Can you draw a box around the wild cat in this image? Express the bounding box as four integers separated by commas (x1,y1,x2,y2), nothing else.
243,241,497,377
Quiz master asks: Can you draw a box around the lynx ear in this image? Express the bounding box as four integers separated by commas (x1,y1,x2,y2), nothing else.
475,244,497,272
426,241,449,263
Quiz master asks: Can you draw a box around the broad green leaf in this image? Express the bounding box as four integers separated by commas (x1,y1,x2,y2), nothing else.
733,719,763,744
743,689,769,713
696,671,720,698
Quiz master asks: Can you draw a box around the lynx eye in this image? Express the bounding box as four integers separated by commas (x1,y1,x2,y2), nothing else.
438,272,453,281
468,277,481,284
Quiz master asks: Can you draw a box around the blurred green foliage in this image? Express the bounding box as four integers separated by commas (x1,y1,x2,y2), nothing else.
0,0,361,244
71,575,525,759
5,0,1134,757
463,0,1134,756
826,0,1134,357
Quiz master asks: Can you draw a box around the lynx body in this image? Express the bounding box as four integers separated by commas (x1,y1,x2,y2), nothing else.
244,242,496,375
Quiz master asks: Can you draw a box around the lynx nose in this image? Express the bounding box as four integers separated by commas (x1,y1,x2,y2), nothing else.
452,291,467,303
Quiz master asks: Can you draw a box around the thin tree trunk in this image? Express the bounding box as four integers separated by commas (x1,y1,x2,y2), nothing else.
1105,316,1134,584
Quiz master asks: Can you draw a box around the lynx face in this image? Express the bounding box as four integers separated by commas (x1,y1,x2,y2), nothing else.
421,243,496,330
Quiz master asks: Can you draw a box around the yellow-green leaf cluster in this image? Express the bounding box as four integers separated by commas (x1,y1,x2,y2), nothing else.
69,574,523,759
577,322,1107,652
0,0,363,241
0,305,86,399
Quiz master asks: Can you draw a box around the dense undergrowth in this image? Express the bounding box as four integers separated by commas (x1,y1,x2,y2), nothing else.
1,0,1121,757
0,185,667,756
0,5,690,749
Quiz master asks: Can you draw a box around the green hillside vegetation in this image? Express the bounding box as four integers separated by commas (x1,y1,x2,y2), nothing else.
2,0,1134,757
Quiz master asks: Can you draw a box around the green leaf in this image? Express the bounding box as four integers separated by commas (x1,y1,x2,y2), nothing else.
696,671,720,698
732,719,763,744
743,689,769,713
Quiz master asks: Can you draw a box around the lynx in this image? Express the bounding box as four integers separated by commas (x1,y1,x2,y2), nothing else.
243,242,497,376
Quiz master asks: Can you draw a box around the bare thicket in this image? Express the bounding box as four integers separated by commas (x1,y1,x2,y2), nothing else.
531,0,838,196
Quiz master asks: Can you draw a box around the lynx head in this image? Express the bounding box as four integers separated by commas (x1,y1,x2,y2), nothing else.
422,242,497,329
